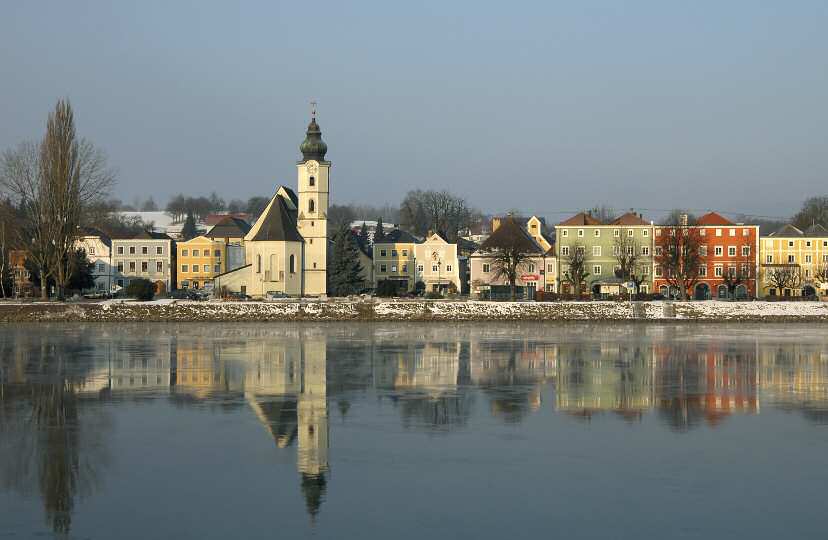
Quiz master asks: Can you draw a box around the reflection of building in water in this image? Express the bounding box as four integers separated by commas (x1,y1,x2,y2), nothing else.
556,342,654,420
470,339,557,422
759,343,828,424
654,340,758,430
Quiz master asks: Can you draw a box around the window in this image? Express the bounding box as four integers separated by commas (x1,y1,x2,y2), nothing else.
402,264,408,273
117,262,124,273
741,263,750,276
391,265,397,272
642,229,649,237
626,246,634,256
215,250,221,257
642,266,650,275
699,246,708,256
214,264,220,273
182,249,189,256
309,176,315,186
417,264,424,272
655,246,663,256
380,249,387,257
156,262,163,272
547,264,554,273
117,246,124,255
627,229,634,237
824,255,828,263
655,265,662,277
655,229,662,237
392,250,398,257
577,229,584,237
788,241,795,248
714,265,723,277
593,265,602,275
806,241,812,247
97,263,105,273
156,246,163,255
715,229,722,237
766,255,773,263
129,262,136,272
742,246,750,257
139,261,147,272
380,264,387,273
805,254,812,263
528,263,535,272
192,264,199,272
402,249,408,257
309,199,315,213
728,246,736,257
824,241,828,248
715,246,723,256
483,263,491,273
117,279,123,287
562,229,569,237
700,229,706,236
743,229,749,236
446,265,452,272
641,246,650,256
256,254,261,273
592,246,601,256
576,246,585,255
89,246,95,255
788,255,795,263
805,268,811,278
129,246,136,255
193,249,199,257
594,229,600,237
432,265,438,272
560,246,570,256
289,254,295,274
142,246,148,255
729,229,736,237
613,229,620,237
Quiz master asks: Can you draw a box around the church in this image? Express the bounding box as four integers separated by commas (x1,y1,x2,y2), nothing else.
214,112,330,297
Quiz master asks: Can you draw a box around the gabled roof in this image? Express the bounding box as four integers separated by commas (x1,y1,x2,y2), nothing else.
77,226,111,247
206,216,252,239
804,223,828,237
479,217,545,254
422,232,448,244
769,224,804,237
611,212,649,226
276,186,299,208
559,212,602,226
246,192,303,242
204,213,252,226
696,212,733,226
130,230,172,240
377,229,421,244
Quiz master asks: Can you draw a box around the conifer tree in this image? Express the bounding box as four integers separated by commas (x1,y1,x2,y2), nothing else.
328,225,365,296
374,217,386,243
358,221,370,247
181,211,198,240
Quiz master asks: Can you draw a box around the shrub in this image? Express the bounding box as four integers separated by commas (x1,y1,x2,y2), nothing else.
125,278,154,301
425,291,443,299
375,280,399,298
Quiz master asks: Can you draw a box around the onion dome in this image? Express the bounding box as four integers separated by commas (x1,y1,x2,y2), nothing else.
299,117,327,161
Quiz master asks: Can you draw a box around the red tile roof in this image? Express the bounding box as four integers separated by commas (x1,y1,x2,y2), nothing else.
611,212,649,226
696,212,733,226
559,212,602,226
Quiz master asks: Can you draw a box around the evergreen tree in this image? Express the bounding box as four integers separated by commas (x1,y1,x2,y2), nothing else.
181,211,198,240
328,226,365,296
358,222,370,247
374,218,386,243
67,249,95,291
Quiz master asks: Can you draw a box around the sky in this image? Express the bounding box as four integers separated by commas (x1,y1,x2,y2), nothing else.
2,1,827,223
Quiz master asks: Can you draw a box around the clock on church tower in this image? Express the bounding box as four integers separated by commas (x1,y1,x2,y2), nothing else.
296,108,330,296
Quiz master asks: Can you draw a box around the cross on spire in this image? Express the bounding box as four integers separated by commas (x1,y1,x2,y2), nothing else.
310,100,317,119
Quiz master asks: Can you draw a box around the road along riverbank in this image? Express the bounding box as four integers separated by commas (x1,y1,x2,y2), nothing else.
1,299,827,323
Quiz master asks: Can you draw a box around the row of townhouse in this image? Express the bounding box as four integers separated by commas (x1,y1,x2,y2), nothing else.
371,230,466,294
74,215,252,294
468,211,828,300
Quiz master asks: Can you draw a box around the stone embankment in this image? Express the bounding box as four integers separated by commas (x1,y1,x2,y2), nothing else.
1,299,827,323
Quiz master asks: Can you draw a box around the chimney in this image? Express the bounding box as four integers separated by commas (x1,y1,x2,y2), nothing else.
680,214,688,227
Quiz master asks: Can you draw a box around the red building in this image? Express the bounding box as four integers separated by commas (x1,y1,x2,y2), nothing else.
654,212,759,299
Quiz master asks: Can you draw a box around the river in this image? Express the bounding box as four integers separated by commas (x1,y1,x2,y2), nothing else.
1,322,827,539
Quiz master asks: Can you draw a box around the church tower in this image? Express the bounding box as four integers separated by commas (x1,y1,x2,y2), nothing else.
296,105,329,296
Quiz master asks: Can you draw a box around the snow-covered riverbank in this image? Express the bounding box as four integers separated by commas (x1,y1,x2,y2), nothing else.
2,299,828,323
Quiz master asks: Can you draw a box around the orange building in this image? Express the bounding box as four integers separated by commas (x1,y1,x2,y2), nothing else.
654,212,759,299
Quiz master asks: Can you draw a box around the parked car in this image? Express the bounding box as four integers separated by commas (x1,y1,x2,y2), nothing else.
227,291,251,301
265,291,288,300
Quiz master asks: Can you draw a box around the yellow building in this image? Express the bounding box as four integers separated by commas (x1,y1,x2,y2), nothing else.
372,229,420,292
760,224,828,297
177,235,226,290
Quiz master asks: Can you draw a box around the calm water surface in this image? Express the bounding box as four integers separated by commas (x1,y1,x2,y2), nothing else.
1,322,827,539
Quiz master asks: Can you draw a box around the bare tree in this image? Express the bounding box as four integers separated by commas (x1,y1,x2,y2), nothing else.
399,189,477,242
562,247,590,297
721,253,754,300
655,224,704,300
479,217,539,300
814,263,828,290
612,227,648,294
763,265,802,297
1,100,114,300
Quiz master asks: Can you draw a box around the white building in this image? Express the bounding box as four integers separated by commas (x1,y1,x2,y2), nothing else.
414,233,462,293
75,227,115,293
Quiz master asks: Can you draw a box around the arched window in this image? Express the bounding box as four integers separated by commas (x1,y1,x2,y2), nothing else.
309,176,315,187
256,254,261,273
289,254,295,274
309,199,315,213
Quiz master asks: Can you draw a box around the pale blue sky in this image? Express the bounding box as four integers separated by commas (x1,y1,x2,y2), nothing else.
2,1,826,221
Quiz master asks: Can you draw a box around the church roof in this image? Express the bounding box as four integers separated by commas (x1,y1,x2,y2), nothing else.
206,216,252,239
299,116,328,162
247,193,304,242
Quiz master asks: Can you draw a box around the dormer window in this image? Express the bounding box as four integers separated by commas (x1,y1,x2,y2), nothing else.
309,176,315,187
